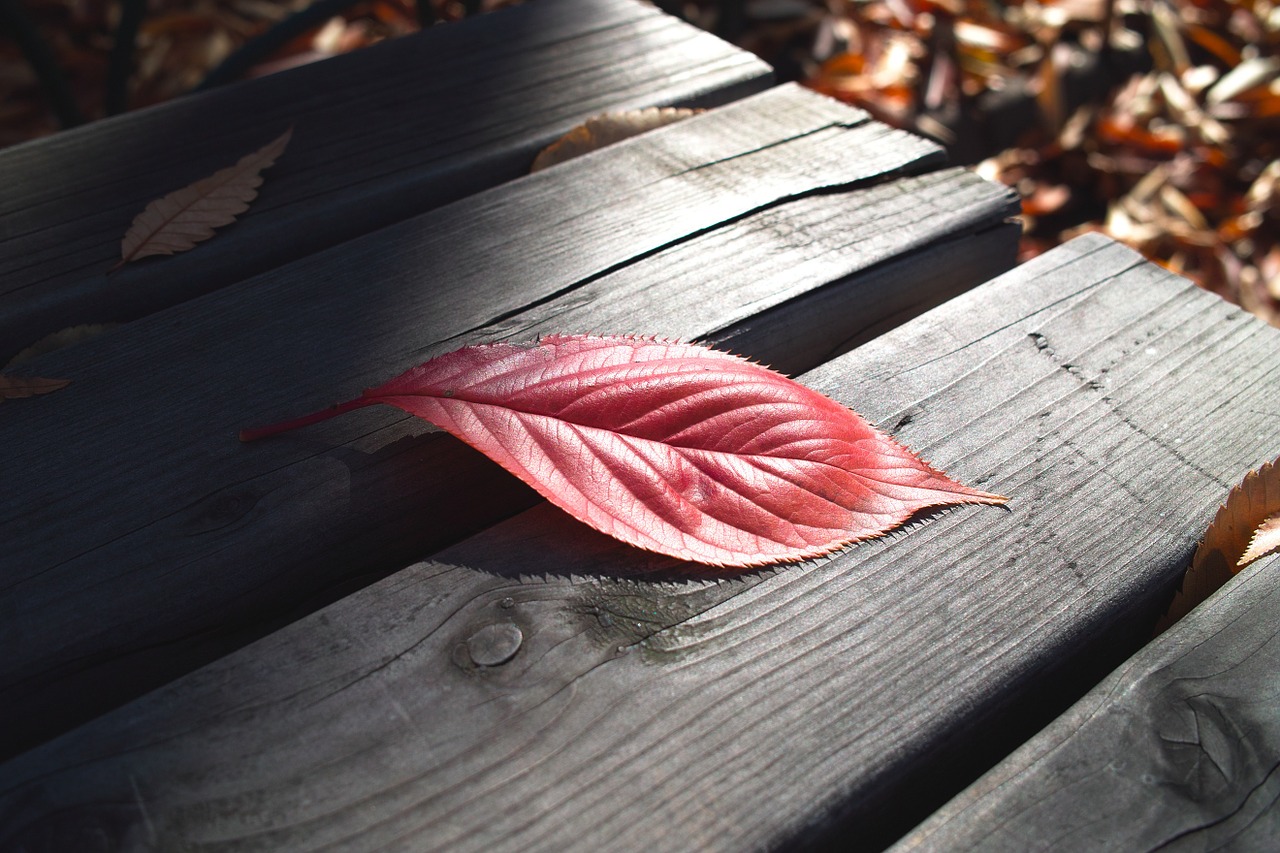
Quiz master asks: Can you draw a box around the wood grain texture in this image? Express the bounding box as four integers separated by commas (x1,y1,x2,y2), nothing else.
0,85,1011,758
3,236,1276,851
896,551,1280,852
0,0,771,363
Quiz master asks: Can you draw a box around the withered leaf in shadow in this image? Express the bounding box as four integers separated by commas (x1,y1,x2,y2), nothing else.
530,108,701,173
0,375,71,401
6,324,118,367
110,127,292,272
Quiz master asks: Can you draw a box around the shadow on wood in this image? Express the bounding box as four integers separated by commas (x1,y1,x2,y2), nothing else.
0,0,772,363
0,88,1019,758
5,237,1279,852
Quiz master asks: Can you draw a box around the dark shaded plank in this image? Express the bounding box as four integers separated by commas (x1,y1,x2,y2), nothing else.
896,551,1280,852
0,0,770,363
0,86,1017,757
4,236,1277,851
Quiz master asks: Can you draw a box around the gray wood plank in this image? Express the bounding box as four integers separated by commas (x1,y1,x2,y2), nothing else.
0,86,1016,758
0,0,771,363
3,235,1276,851
894,552,1280,852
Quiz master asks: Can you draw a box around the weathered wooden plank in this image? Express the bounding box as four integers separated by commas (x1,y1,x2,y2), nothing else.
895,550,1280,852
0,0,771,363
0,86,1017,757
4,235,1276,850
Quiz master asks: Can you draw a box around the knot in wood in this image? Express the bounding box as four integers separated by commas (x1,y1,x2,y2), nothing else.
466,622,523,667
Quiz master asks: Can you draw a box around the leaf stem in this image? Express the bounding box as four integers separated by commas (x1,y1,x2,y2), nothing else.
239,395,377,442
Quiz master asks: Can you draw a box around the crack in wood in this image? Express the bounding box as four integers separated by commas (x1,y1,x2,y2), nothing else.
1146,757,1280,851
674,120,868,176
442,167,943,352
1026,329,1232,491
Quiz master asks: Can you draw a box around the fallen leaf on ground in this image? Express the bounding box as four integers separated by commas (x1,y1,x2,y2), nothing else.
1157,456,1280,633
6,323,118,367
241,335,1006,566
1240,513,1280,567
110,127,292,272
1,375,71,401
530,108,701,173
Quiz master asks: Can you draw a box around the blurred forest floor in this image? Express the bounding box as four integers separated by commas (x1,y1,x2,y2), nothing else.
3,0,1277,324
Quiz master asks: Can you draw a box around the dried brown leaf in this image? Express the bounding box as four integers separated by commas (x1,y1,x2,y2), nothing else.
1206,56,1280,106
111,127,292,271
1183,24,1242,68
1160,184,1209,231
1241,514,1280,567
1245,160,1280,212
1035,43,1066,133
1208,459,1280,567
6,323,117,368
1158,457,1280,633
1151,1,1191,75
530,108,701,173
0,374,71,401
954,20,1029,54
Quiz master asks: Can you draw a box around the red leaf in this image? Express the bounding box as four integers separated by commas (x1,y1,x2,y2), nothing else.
241,336,1005,566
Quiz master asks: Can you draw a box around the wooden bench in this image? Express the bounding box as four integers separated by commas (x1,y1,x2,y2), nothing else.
0,0,772,363
7,1,1278,849
7,229,1279,849
897,555,1280,851
1,2,1017,764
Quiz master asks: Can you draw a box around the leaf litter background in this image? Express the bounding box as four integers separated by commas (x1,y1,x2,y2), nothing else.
3,0,1278,325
